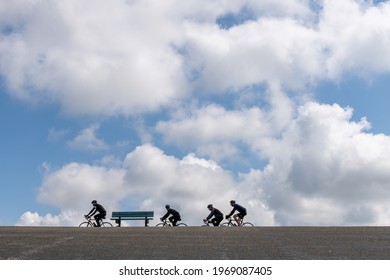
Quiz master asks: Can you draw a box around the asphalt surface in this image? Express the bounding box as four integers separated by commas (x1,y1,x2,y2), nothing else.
1,226,390,260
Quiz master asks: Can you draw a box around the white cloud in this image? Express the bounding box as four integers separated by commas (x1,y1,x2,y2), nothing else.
0,0,189,115
320,0,390,78
262,102,390,225
2,0,390,117
17,100,390,226
156,86,294,161
48,128,69,143
185,17,324,93
10,1,390,227
16,211,78,226
156,104,272,160
17,144,275,226
67,124,109,152
18,161,127,226
37,162,126,209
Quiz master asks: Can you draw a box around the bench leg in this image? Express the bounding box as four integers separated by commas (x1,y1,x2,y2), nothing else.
115,219,121,227
145,219,149,227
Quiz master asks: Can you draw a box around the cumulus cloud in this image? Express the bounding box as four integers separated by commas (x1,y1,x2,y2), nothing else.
17,144,274,226
262,102,390,225
0,0,189,115
156,85,294,162
320,0,390,78
18,162,127,226
156,103,272,161
16,211,77,226
185,16,323,93
10,0,390,226
67,124,109,152
2,0,390,116
19,102,390,226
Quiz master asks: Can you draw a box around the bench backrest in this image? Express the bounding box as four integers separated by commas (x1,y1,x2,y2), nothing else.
111,211,154,218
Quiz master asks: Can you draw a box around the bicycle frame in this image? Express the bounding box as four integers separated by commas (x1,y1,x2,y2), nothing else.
160,219,172,227
79,216,113,227
156,219,187,227
221,217,254,227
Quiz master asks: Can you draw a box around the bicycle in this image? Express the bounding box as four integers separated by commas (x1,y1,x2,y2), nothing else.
220,217,254,227
79,215,113,227
201,218,224,227
155,219,187,227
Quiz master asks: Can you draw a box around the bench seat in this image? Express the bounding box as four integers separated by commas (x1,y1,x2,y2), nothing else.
111,211,154,227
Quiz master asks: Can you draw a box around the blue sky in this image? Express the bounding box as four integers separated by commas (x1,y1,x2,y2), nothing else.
316,75,390,134
1,0,390,226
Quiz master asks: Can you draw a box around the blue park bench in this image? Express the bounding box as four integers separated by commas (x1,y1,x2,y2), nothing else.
111,211,154,227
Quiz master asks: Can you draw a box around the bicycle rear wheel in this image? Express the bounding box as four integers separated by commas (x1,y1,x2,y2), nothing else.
101,222,113,227
177,223,187,226
220,222,232,227
242,222,254,227
79,222,92,227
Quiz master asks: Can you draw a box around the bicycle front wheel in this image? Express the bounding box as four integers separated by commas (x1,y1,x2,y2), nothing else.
79,222,92,227
220,222,231,227
177,223,187,226
156,223,167,227
242,222,254,227
101,222,113,227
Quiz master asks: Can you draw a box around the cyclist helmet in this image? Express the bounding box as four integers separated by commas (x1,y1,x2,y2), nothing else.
207,204,213,209
165,204,170,209
91,200,97,204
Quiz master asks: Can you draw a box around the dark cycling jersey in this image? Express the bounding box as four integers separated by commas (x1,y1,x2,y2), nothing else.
87,203,107,216
162,208,181,220
227,203,247,218
206,208,223,220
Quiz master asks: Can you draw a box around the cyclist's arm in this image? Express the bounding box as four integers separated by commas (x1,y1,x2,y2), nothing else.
206,211,213,220
226,208,235,218
86,207,96,217
161,212,169,220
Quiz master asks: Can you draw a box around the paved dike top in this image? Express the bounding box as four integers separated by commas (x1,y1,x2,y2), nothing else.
1,226,390,260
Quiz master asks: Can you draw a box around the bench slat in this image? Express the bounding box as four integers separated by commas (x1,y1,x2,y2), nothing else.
112,211,154,218
110,211,154,227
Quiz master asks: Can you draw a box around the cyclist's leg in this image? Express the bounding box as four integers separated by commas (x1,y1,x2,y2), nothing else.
232,213,239,226
169,216,176,226
173,215,181,226
238,213,247,226
233,213,243,226
101,215,107,227
214,216,223,226
95,213,104,227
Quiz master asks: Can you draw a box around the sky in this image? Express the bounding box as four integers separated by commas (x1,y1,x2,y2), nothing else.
1,0,390,226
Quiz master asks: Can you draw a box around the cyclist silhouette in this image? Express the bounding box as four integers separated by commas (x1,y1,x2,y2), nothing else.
226,200,247,226
161,205,181,226
203,204,224,226
85,200,106,227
